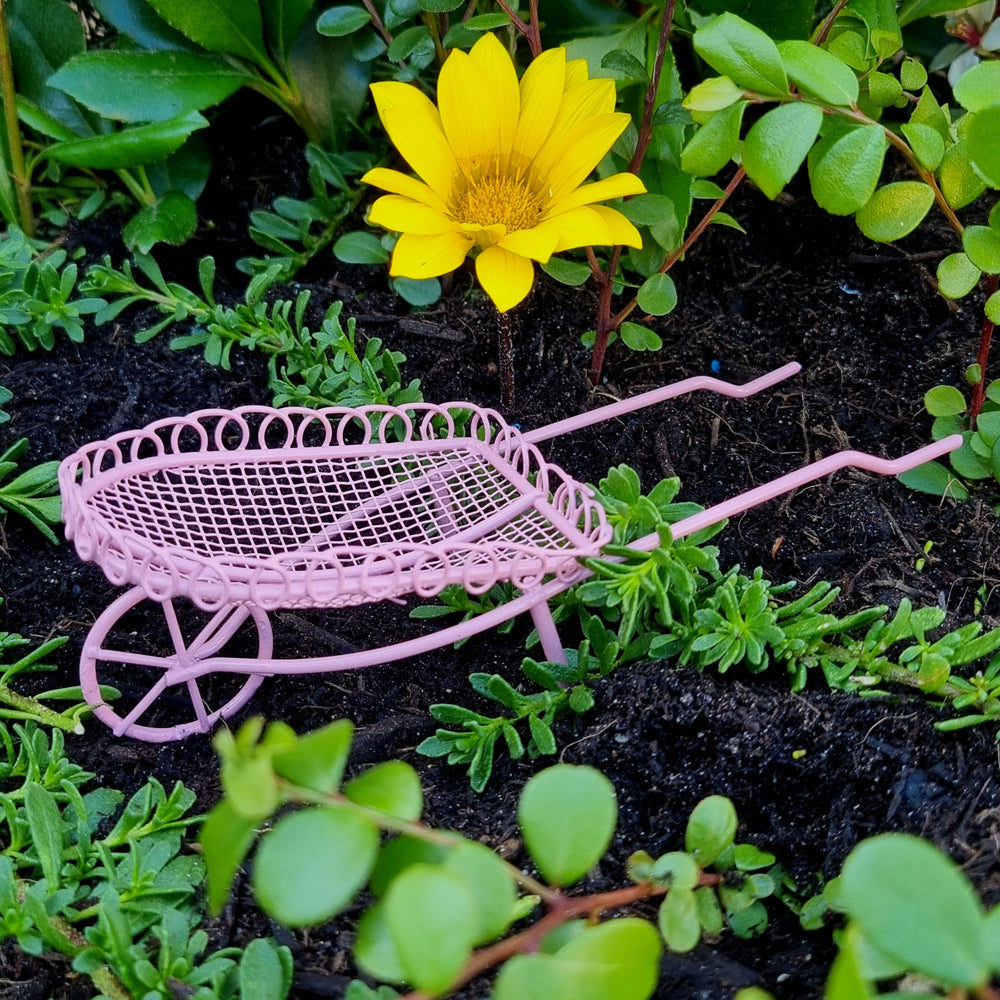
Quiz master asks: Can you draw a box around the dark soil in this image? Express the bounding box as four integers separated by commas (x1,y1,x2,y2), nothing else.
2,96,1000,999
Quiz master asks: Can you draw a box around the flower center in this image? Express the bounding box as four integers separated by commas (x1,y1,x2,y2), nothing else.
455,175,541,234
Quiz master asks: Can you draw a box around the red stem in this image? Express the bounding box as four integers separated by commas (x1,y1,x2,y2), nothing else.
399,872,723,1000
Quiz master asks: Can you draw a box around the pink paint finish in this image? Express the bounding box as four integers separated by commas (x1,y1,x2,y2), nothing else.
59,363,959,741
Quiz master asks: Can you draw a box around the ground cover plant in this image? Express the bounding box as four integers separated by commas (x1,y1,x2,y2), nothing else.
1,0,1000,997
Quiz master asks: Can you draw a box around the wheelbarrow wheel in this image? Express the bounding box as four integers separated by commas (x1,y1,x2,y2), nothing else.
80,587,272,741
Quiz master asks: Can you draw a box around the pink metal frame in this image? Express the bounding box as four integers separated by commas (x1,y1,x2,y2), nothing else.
59,362,961,741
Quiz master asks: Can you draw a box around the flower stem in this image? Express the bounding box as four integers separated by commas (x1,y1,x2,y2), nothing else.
497,309,515,412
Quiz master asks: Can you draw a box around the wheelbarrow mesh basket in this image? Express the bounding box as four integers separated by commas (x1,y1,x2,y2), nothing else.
60,404,612,612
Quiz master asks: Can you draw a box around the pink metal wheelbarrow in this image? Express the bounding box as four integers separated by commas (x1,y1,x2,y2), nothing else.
58,362,960,742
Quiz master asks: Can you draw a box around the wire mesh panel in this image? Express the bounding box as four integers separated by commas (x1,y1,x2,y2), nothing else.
61,405,612,611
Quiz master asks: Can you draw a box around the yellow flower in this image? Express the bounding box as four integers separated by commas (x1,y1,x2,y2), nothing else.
361,34,647,313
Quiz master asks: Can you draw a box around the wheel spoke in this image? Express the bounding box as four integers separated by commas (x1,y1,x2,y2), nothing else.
188,605,253,660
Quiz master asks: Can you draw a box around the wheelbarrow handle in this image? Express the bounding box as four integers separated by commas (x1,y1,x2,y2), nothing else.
628,434,964,552
521,361,803,445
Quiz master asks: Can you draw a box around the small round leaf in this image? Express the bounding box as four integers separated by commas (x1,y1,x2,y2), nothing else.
685,795,737,867
344,761,423,821
252,806,379,927
383,864,478,994
316,6,372,36
856,182,935,243
963,225,1000,275
637,273,678,316
840,833,989,987
518,764,617,886
937,252,982,299
659,887,701,952
924,384,967,416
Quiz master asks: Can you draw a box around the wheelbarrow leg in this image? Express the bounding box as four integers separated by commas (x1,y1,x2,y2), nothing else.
529,599,568,664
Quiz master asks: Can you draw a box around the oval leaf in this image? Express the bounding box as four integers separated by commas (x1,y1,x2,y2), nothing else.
637,273,678,315
383,864,478,994
316,5,373,36
777,40,859,106
855,182,935,243
743,102,823,200
693,13,788,97
953,60,1000,113
252,806,379,927
840,833,989,987
808,122,887,216
518,764,617,886
937,252,982,299
48,51,250,122
44,112,208,169
963,225,1000,275
344,760,423,821
925,384,967,416
659,887,702,952
965,106,1000,188
685,795,737,866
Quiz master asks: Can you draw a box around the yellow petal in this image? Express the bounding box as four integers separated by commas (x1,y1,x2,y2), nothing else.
368,194,455,235
498,225,560,263
475,244,535,312
545,171,646,215
529,206,612,251
362,167,450,214
370,81,458,199
564,59,590,89
511,47,566,174
390,231,473,279
533,112,632,204
587,204,643,248
437,40,517,181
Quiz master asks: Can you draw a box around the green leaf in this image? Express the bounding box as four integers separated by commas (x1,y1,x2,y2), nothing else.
344,761,423,821
963,225,1000,275
900,58,927,90
391,275,441,306
123,192,197,253
239,938,294,1000
986,290,1000,325
443,840,518,944
272,718,353,793
25,783,64,889
620,321,663,351
693,13,788,97
897,459,970,501
937,253,982,299
685,795,737,866
867,70,903,107
900,122,944,171
855,182,935,243
966,106,1000,188
354,902,408,983
147,0,268,65
840,834,989,987
925,384,967,416
659,886,702,952
680,100,747,177
541,257,592,286
383,864,478,994
683,76,745,112
743,102,823,200
334,231,390,264
939,141,988,211
518,764,617,886
637,273,678,315
48,51,250,122
776,40,859,105
252,806,380,926
44,112,208,169
954,61,1000,114
809,124,889,215
951,434,993,480
200,798,259,914
316,6,373,36
495,918,662,1000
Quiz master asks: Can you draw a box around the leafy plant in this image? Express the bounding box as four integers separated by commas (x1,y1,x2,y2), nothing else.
900,367,1000,502
203,716,787,999
0,720,292,999
0,606,119,734
0,437,61,543
83,253,423,409
0,228,107,354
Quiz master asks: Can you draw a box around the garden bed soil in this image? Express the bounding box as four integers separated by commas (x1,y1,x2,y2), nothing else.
1,100,999,999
